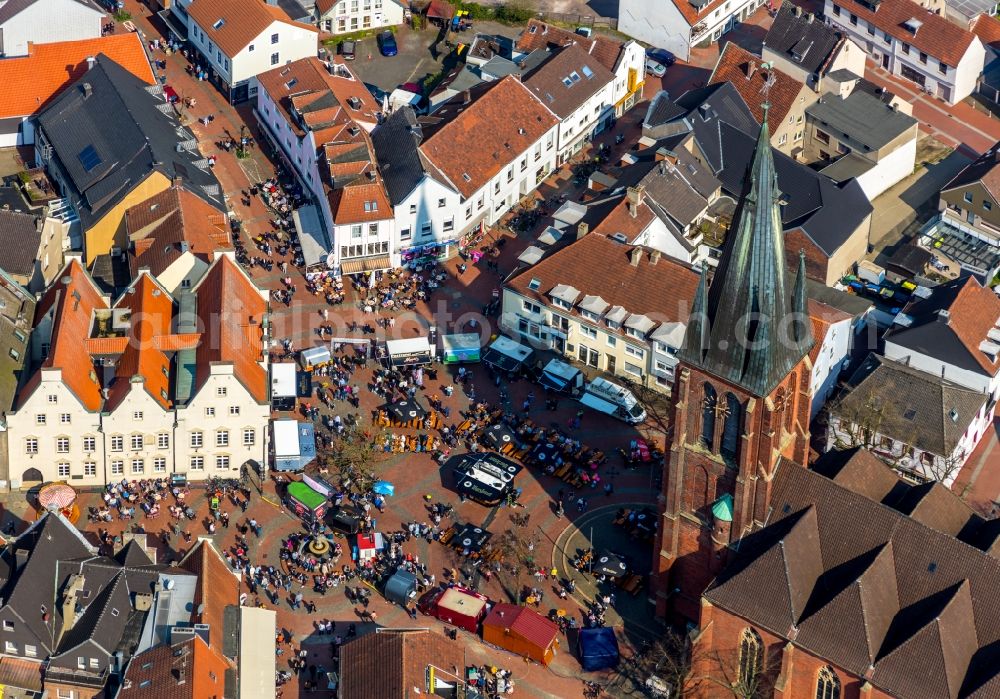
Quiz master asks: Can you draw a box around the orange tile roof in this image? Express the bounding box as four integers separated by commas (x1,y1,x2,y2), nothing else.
939,277,1000,373
105,273,174,411
807,298,852,363
194,255,268,403
153,333,202,351
590,196,656,241
328,180,392,225
506,233,700,331
710,43,803,128
126,186,232,278
179,540,242,657
0,34,154,119
419,76,559,198
668,0,731,28
515,19,623,72
972,14,1000,50
83,337,129,355
830,0,977,67
187,0,316,58
20,258,107,411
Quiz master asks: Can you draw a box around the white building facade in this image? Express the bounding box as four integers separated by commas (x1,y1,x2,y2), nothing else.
316,0,405,34
823,0,985,104
0,0,103,57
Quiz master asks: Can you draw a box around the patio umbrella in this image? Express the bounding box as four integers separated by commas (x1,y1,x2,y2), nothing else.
484,423,516,449
372,481,395,496
455,523,492,552
385,398,427,421
38,483,76,511
593,551,628,579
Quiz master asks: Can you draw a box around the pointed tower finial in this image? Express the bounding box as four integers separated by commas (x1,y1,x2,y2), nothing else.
678,96,813,396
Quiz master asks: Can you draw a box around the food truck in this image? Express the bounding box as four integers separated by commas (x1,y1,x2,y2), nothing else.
384,336,434,366
579,377,647,424
440,333,481,364
418,586,490,633
285,481,328,521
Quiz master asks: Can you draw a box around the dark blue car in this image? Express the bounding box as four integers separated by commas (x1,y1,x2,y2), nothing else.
378,30,398,57
646,47,676,67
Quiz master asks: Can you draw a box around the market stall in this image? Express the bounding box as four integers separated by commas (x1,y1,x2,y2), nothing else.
482,336,533,374
441,333,481,364
271,362,297,411
384,336,434,367
355,532,385,563
578,627,620,671
482,603,560,665
285,481,328,521
384,568,418,606
538,359,583,395
272,419,317,472
327,504,364,535
448,452,521,506
299,345,331,371
419,586,489,633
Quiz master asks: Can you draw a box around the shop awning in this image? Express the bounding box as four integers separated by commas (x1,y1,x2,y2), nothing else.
293,205,330,268
158,9,188,40
341,255,392,275
518,246,545,265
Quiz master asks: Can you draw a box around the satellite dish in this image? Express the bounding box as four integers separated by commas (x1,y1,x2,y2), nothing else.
196,604,204,615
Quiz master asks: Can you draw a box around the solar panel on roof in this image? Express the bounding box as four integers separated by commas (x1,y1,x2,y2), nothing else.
78,145,102,173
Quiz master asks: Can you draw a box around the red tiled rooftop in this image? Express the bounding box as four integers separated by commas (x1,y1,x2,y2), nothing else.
830,0,978,67
0,34,154,119
187,0,315,58
710,43,803,128
515,18,623,72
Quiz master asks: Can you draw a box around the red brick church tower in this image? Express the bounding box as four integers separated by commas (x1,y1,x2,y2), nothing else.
652,109,815,622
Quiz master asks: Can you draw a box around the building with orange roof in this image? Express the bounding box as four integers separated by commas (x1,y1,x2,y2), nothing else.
823,0,985,105
5,252,271,486
126,184,232,294
619,0,765,62
0,0,104,58
176,0,317,103
709,42,817,158
255,56,394,273
0,33,153,147
35,54,224,264
514,19,646,116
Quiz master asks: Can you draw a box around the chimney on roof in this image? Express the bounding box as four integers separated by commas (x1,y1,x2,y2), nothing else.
806,12,815,22
649,249,660,265
626,186,644,217
793,5,802,16
629,247,642,266
577,222,589,240
937,309,950,323
81,82,93,98
745,60,757,80
85,56,96,71
462,90,472,105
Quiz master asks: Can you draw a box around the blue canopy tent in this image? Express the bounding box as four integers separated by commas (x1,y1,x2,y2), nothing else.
578,627,619,671
372,481,395,496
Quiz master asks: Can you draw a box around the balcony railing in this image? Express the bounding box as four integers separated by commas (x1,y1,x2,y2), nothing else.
45,664,110,688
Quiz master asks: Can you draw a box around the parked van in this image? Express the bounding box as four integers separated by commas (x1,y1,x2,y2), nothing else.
579,377,647,424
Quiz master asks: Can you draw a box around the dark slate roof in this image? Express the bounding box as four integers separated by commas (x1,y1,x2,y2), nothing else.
884,275,1000,375
650,84,874,257
806,90,917,152
941,139,1000,199
0,210,40,277
763,2,841,75
705,450,1000,699
805,278,873,317
819,151,876,182
681,113,813,396
371,107,427,205
644,90,686,128
521,44,615,119
835,353,989,456
36,55,224,236
0,514,178,660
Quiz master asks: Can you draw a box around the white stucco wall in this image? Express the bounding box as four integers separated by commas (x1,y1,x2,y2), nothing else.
0,0,103,57
856,135,916,200
318,0,404,34
188,18,316,88
618,0,692,62
809,316,853,419
883,339,999,399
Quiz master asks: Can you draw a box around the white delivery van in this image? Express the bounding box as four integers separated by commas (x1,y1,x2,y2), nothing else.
579,377,647,424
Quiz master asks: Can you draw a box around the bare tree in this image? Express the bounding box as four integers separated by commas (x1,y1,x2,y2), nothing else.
316,428,391,494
